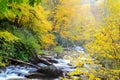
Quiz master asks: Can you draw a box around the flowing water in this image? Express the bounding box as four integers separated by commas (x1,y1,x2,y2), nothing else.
0,60,73,80
0,57,75,80
0,65,37,80
0,46,87,80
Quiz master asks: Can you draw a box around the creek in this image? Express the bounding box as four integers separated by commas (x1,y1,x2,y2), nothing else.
0,46,90,80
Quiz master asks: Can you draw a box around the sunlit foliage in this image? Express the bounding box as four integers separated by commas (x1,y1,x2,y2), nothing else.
85,0,120,69
63,0,120,80
43,0,80,39
0,0,55,49
0,0,120,79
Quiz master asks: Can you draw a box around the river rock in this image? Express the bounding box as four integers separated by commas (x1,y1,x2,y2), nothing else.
25,73,46,79
47,58,58,63
0,69,3,73
37,63,48,68
37,65,64,77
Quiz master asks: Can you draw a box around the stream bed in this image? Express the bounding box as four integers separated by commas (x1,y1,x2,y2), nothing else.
0,46,88,80
0,57,74,80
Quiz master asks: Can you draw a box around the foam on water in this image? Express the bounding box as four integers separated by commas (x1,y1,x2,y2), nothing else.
0,65,37,80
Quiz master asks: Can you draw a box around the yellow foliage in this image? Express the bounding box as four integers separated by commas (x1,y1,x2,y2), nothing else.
40,34,55,49
84,0,120,69
63,0,120,80
46,0,79,39
6,1,56,49
0,31,19,42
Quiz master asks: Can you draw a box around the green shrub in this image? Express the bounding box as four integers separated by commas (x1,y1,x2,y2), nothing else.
0,23,41,65
54,46,63,53
0,31,19,66
0,31,19,55
12,28,41,61
54,33,73,47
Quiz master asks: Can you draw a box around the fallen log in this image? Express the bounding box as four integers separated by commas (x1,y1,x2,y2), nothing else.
39,58,52,65
3,56,41,69
31,51,52,65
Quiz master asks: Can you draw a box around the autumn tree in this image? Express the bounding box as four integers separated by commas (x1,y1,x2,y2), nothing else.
0,0,55,65
42,0,80,46
0,0,55,49
85,0,120,69
63,0,120,80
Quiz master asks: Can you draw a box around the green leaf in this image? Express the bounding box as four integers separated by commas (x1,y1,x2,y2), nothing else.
29,0,41,6
29,0,35,6
36,0,41,5
8,0,23,4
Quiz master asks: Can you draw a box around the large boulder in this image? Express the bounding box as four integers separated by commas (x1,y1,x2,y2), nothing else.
37,65,64,77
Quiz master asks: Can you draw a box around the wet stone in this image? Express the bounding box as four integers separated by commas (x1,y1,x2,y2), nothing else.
28,68,37,73
37,63,48,68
